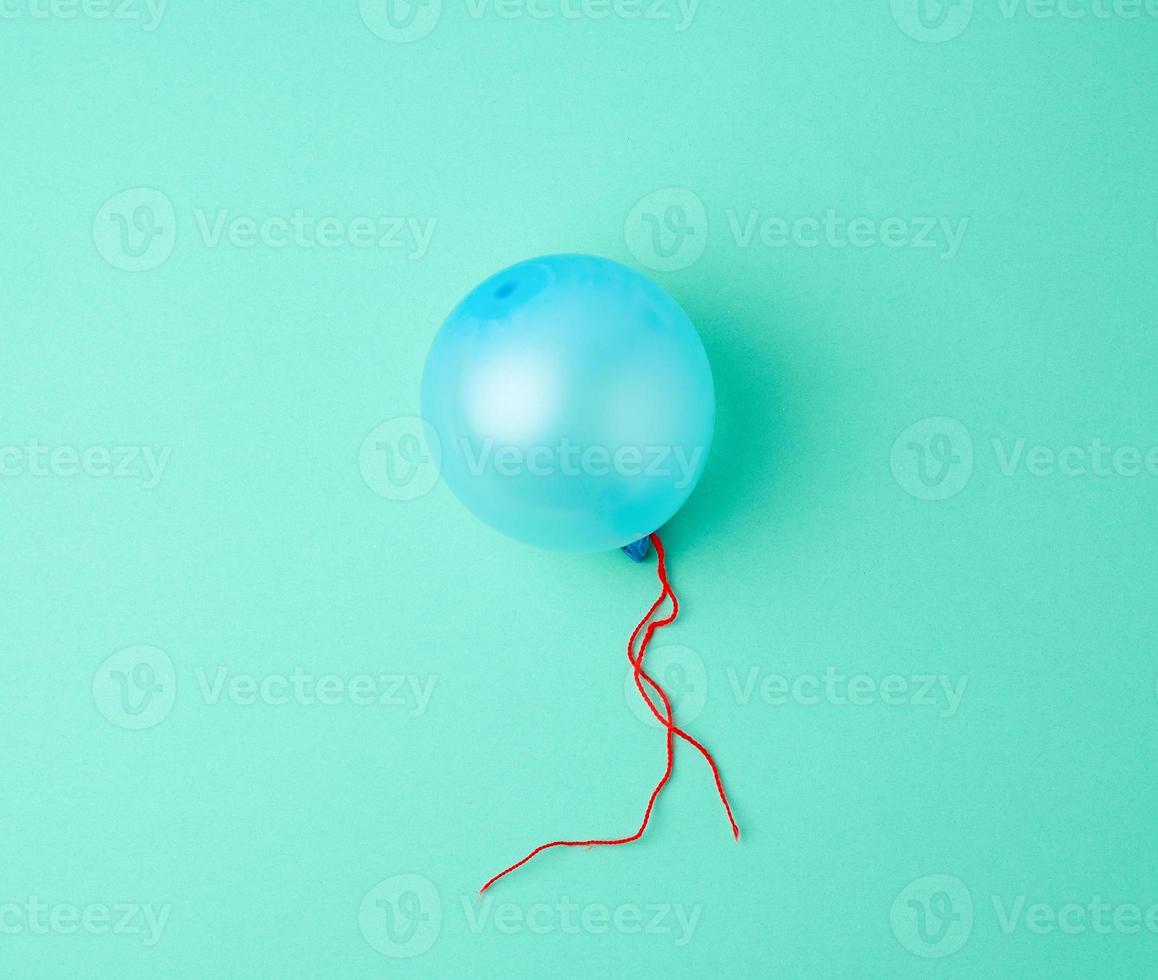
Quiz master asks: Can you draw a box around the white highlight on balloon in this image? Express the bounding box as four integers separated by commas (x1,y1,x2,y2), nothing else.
466,353,558,443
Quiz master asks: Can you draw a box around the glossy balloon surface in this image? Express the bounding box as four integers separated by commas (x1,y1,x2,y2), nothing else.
421,254,714,552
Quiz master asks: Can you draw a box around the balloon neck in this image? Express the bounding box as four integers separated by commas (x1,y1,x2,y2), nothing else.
621,537,652,563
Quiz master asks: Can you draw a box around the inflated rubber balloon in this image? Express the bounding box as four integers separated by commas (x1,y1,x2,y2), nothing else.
420,254,714,554
421,254,738,894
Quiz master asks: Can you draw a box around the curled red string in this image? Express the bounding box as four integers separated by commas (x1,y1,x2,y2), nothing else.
479,532,739,894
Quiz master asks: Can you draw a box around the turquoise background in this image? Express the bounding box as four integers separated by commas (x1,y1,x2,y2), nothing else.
2,1,1157,976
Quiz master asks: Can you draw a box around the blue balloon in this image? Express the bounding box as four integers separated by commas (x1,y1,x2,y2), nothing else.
421,254,714,552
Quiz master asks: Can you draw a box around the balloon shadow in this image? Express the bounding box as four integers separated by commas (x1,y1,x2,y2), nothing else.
659,284,800,555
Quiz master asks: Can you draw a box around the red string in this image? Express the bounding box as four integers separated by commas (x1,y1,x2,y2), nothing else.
630,534,740,840
479,532,739,894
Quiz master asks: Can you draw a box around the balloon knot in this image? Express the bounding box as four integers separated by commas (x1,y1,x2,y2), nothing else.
621,537,652,562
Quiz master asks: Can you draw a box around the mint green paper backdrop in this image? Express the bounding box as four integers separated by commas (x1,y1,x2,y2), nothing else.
2,3,1156,977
